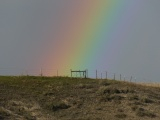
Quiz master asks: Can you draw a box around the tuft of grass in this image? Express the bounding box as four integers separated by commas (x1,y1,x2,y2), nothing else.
45,100,71,112
97,86,134,95
131,105,138,111
99,94,123,103
0,107,10,118
115,113,127,119
75,83,94,89
128,94,139,101
6,101,37,120
140,97,154,104
99,80,111,86
110,95,124,101
104,87,121,94
52,103,71,112
136,108,156,118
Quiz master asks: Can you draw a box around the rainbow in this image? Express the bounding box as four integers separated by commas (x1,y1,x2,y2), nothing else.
42,1,143,76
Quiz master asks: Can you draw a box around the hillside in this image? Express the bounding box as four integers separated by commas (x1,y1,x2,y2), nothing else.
0,76,160,120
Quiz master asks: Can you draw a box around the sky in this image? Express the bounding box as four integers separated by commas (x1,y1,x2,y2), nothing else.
0,0,160,82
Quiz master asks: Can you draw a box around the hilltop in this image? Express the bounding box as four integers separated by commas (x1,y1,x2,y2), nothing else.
0,76,160,120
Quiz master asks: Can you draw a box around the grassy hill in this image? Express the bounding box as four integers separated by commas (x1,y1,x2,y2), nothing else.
0,76,160,120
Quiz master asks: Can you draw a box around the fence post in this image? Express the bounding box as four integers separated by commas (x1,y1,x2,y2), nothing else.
57,70,58,77
26,70,28,76
106,71,107,80
79,70,81,78
86,69,88,78
130,76,132,82
101,73,102,79
120,74,121,81
134,77,136,83
71,69,72,77
114,73,115,80
84,70,86,78
40,68,43,77
96,70,98,79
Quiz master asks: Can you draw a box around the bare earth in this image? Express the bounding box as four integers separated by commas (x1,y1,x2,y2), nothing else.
0,76,160,120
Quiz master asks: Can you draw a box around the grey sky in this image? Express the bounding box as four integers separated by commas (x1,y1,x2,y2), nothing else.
0,0,160,82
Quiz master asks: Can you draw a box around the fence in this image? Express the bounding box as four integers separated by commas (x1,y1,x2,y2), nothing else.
0,68,69,77
0,68,152,83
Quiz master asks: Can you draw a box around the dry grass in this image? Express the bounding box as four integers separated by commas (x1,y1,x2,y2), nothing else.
0,76,160,120
137,82,160,88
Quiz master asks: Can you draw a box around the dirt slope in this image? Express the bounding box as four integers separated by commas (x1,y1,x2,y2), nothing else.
0,76,160,120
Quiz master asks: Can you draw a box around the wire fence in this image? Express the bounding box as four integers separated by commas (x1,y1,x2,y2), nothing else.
0,68,155,84
0,68,67,77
